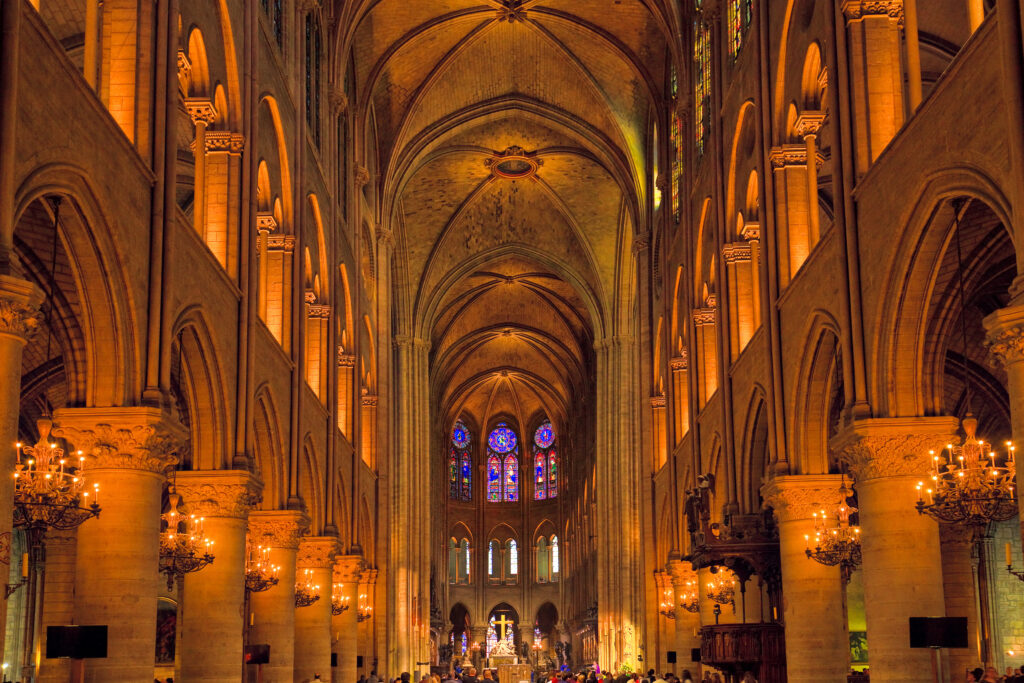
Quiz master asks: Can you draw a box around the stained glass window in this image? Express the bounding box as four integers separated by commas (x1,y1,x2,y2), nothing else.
532,420,558,500
548,451,558,498
304,14,323,147
486,621,497,656
671,111,683,222
487,456,501,502
451,421,472,501
694,17,711,155
728,0,754,59
460,633,468,655
448,453,458,500
504,454,518,501
534,452,546,501
488,541,497,577
461,453,472,500
509,540,518,575
487,423,520,502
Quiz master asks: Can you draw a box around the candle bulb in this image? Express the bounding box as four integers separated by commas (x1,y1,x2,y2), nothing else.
21,552,28,579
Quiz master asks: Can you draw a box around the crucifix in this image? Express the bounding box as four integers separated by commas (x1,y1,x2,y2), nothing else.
494,614,514,641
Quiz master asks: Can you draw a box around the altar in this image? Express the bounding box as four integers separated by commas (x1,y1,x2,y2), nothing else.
498,663,533,683
486,614,521,669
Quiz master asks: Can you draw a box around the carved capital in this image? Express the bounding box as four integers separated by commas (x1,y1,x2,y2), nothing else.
249,509,310,550
338,351,357,368
793,111,827,139
769,144,825,170
175,470,263,519
830,417,960,482
360,567,379,587
670,352,688,372
761,474,847,521
376,226,394,247
722,241,752,265
184,98,218,126
741,222,761,241
692,307,716,326
308,304,332,319
204,131,245,153
665,559,698,587
0,276,43,341
330,90,349,115
632,235,650,254
52,407,187,474
650,395,666,409
842,0,903,21
361,394,378,408
984,305,1024,367
256,213,278,233
298,536,340,569
334,554,365,583
268,235,295,251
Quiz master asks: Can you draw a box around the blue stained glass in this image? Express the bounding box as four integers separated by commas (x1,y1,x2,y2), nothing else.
487,456,501,501
461,454,472,500
504,454,518,501
449,453,458,500
548,451,558,498
534,421,555,449
535,452,546,500
488,424,517,453
452,421,471,448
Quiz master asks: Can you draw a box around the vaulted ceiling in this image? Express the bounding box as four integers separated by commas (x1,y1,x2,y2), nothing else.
344,0,671,430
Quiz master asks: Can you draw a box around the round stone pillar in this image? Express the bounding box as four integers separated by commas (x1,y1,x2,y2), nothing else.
0,277,41,655
762,474,850,683
985,305,1024,548
666,560,701,679
833,417,958,683
248,510,308,683
53,407,185,683
176,470,262,682
295,537,338,682
333,555,364,683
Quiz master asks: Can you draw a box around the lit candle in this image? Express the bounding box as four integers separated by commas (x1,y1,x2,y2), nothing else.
21,552,28,579
1007,542,1013,568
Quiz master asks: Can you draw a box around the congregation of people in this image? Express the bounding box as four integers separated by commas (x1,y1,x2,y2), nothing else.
355,667,755,683
967,666,1024,682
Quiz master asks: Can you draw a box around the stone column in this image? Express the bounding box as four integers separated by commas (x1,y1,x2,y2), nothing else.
53,407,185,682
666,560,701,679
832,417,958,683
176,470,263,682
359,568,379,676
0,276,40,659
841,0,906,176
333,555,364,683
37,530,77,683
761,474,849,683
295,537,338,682
248,510,309,683
184,98,217,235
984,305,1024,549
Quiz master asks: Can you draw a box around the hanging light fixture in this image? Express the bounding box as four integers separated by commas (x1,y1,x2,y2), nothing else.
13,199,100,547
678,578,700,613
805,475,862,583
159,490,215,589
331,583,351,615
244,544,280,593
357,592,373,622
914,199,1017,528
658,588,677,620
295,568,321,607
705,568,736,607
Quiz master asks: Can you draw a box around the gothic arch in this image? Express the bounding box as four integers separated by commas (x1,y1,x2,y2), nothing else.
252,385,285,509
299,434,326,533
791,312,843,475
171,308,230,470
876,168,1014,417
14,165,139,406
739,387,770,513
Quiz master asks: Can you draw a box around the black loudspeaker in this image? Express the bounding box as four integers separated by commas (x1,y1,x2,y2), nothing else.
690,648,701,663
245,644,271,664
357,656,364,668
666,651,677,664
909,617,969,649
332,653,338,667
45,626,108,659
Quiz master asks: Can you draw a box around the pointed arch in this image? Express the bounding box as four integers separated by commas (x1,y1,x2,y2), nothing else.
252,384,285,509
171,308,229,470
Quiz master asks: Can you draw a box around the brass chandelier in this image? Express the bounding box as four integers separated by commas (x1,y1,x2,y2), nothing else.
357,592,373,622
705,568,736,607
159,491,215,589
245,544,280,593
805,476,862,583
331,583,351,615
14,419,100,542
915,417,1016,527
295,568,321,607
658,589,677,620
678,578,700,613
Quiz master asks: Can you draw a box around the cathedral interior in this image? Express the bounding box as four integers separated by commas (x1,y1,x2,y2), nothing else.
2,0,1024,681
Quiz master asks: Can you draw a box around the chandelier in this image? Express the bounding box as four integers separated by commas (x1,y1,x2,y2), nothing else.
706,568,736,607
357,592,373,622
295,569,321,607
805,477,862,583
658,589,677,620
678,578,699,613
245,544,280,593
159,491,215,589
915,416,1016,527
332,583,351,615
14,418,100,542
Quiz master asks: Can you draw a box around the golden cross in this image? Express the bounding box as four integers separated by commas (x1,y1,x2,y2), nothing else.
494,614,513,641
